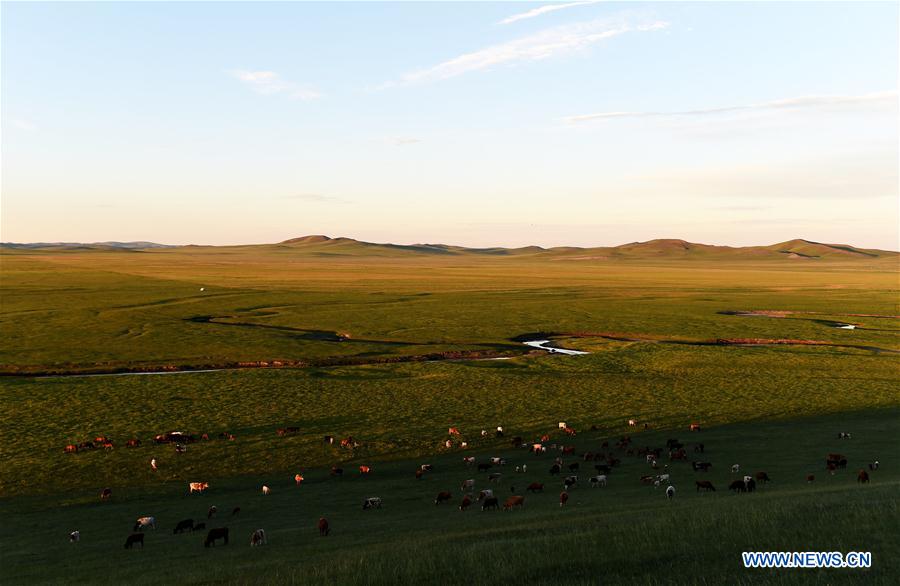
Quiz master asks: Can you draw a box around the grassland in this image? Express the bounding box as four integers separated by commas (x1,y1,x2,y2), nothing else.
1,242,897,372
0,240,897,584
1,409,897,585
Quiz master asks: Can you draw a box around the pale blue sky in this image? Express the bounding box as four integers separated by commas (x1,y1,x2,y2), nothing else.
2,1,898,248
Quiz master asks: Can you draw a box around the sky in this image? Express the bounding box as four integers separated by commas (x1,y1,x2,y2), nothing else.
2,1,898,249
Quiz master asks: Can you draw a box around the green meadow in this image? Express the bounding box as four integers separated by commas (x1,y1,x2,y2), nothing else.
0,241,898,584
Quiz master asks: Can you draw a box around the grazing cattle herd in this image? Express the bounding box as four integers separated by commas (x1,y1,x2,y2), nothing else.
64,420,881,554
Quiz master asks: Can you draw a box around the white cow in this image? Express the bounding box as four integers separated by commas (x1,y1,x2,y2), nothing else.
134,516,156,531
461,479,475,492
69,530,80,543
250,529,267,546
666,485,675,499
589,475,607,487
189,482,209,493
478,489,493,501
262,485,271,495
362,497,382,510
731,464,740,474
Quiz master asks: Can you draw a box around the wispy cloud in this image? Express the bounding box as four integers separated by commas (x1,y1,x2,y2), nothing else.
564,91,898,123
392,137,421,146
382,17,668,87
499,1,603,26
283,193,351,204
229,70,322,101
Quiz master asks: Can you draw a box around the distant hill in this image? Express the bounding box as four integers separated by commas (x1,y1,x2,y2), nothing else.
1,241,174,251
3,236,894,260
274,235,897,260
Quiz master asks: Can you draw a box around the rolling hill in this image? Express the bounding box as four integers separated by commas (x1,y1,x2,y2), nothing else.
275,235,897,260
3,236,895,260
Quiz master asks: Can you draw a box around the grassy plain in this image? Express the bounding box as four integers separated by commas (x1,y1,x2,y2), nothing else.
0,242,897,584
1,409,898,585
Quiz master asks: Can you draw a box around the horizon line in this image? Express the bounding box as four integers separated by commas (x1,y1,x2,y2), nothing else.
2,235,897,253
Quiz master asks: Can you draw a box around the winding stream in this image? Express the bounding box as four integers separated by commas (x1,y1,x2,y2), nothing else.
522,340,590,355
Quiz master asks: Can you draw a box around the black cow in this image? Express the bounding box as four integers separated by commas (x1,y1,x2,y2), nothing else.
481,497,499,511
124,533,144,549
204,527,229,547
173,519,194,534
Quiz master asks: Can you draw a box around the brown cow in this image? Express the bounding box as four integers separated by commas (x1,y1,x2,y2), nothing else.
318,517,330,536
527,482,544,493
126,438,141,448
359,465,371,475
857,470,870,484
695,480,716,492
559,491,569,507
100,487,112,501
459,495,472,511
124,533,144,549
64,444,78,454
415,469,424,480
435,491,452,505
806,474,815,483
503,495,525,511
755,471,770,484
